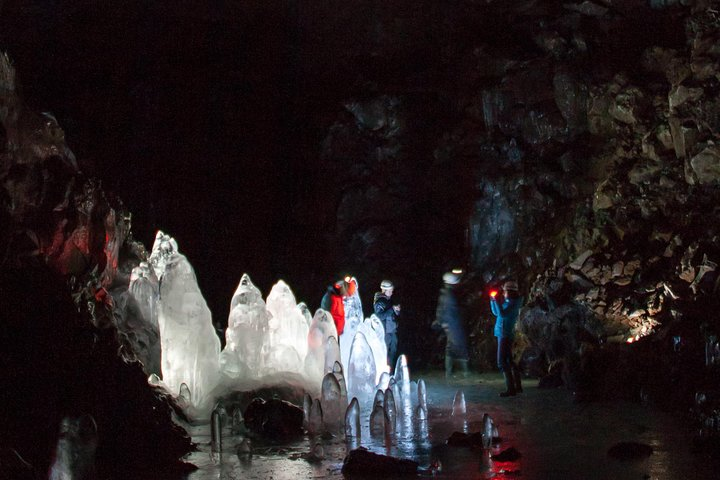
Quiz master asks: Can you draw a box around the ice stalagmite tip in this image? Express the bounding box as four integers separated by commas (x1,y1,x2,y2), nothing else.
452,390,466,416
482,413,494,448
344,397,361,439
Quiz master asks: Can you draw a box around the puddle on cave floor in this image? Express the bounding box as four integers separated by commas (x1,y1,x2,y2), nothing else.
178,370,719,480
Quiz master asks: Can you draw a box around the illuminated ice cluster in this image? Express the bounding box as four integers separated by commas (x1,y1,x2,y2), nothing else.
130,230,393,420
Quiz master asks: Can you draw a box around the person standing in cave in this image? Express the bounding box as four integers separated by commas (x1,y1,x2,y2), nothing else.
373,279,401,370
433,271,469,380
490,280,524,397
321,279,348,336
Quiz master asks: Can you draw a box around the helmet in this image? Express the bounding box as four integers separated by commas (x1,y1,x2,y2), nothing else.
380,279,394,290
502,280,519,292
443,272,460,285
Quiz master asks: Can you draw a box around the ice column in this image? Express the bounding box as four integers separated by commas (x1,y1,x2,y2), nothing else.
452,390,466,416
344,397,361,439
347,332,377,404
219,274,268,380
155,233,220,416
266,279,309,371
333,361,348,404
340,277,364,370
305,310,338,384
129,261,159,328
321,372,343,426
307,399,324,435
369,403,385,437
482,413,494,448
415,379,428,420
49,415,98,480
357,315,388,383
383,388,397,435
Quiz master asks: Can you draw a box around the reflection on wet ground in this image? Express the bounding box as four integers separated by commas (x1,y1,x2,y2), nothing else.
183,370,720,479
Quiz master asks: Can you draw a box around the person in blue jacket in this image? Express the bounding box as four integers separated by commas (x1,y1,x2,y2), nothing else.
433,271,468,380
490,280,523,397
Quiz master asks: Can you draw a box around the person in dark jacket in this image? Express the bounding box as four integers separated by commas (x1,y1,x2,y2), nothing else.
490,280,523,397
321,280,348,336
433,272,468,380
373,279,401,369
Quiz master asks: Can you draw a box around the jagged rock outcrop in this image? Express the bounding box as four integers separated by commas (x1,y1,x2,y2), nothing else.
0,54,192,477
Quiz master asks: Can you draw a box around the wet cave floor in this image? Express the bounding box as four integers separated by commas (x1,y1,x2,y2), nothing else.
180,371,719,480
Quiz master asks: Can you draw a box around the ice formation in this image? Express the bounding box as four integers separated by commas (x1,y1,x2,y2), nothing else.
133,230,425,435
153,233,220,417
383,388,397,435
129,261,159,328
347,332,377,404
340,277,364,370
219,274,269,381
321,372,343,426
356,315,388,384
305,310,339,382
452,390,466,416
266,279,309,365
344,397,361,439
482,413,494,448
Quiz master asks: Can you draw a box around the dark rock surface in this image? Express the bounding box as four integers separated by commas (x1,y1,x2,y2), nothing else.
243,398,304,440
607,441,654,460
0,54,193,477
341,447,418,477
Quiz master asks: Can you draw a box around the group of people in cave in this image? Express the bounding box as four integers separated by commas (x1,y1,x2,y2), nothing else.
321,270,524,398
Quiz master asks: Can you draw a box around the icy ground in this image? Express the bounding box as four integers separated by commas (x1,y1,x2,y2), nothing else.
179,370,720,480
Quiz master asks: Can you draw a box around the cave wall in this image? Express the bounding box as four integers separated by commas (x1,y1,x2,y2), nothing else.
3,0,720,436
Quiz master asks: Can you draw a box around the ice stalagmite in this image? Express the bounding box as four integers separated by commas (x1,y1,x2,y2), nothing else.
390,377,402,408
211,404,227,455
383,388,396,435
340,277,363,368
305,310,338,384
155,232,220,417
417,379,427,410
177,383,191,409
344,397,361,439
307,399,324,435
302,393,312,430
298,302,313,326
369,403,385,437
347,332,377,405
265,280,308,372
357,315,388,384
393,354,411,398
333,361,348,406
324,336,341,374
48,415,98,480
220,274,268,381
452,390,466,416
321,372,342,426
148,231,177,281
129,261,159,328
415,378,428,420
482,413,494,448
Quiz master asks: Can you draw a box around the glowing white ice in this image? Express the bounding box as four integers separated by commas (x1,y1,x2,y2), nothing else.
153,233,220,418
347,332,377,404
219,274,268,381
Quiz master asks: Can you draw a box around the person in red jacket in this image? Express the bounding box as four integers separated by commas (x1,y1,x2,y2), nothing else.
321,279,349,335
